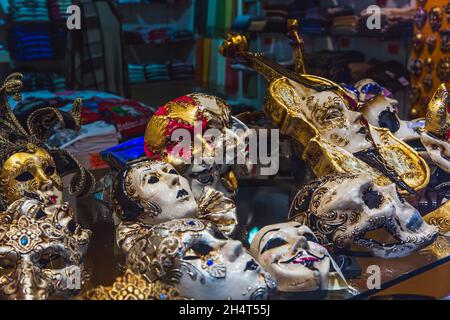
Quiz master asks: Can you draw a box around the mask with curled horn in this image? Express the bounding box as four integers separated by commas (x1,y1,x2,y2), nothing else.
0,73,95,210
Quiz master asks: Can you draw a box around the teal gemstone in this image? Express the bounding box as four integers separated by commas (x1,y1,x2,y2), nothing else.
20,236,29,246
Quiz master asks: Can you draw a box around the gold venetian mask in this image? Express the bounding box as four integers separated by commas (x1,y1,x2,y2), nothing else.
0,146,63,206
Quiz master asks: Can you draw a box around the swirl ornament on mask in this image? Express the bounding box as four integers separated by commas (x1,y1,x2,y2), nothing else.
144,93,250,200
83,269,182,300
288,174,439,259
250,222,331,293
122,219,276,300
219,33,430,195
111,158,237,237
0,73,95,210
0,197,91,300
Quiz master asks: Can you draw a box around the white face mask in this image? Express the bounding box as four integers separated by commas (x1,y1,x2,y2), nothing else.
289,174,439,259
125,219,276,300
112,160,198,225
251,222,330,293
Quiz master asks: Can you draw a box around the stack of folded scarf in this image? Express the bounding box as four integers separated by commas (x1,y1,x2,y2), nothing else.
128,64,146,84
144,63,170,82
22,73,66,91
8,24,54,61
169,60,194,80
48,0,73,23
10,0,49,23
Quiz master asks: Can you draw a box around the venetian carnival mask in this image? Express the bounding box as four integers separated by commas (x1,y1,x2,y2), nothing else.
250,222,330,293
144,94,250,200
0,146,63,207
111,159,197,225
0,73,95,211
419,84,450,173
111,159,238,237
124,219,276,300
353,79,421,141
289,174,439,259
0,197,91,300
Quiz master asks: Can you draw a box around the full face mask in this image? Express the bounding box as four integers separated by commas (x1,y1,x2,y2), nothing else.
250,222,330,293
111,159,237,237
111,159,197,225
289,174,439,259
0,73,95,211
0,197,91,300
0,147,63,206
144,93,250,200
124,219,276,300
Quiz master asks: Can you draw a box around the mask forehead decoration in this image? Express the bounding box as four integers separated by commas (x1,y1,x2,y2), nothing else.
0,73,95,210
123,219,276,300
0,197,91,300
83,269,182,300
250,222,331,293
288,174,439,259
219,34,430,194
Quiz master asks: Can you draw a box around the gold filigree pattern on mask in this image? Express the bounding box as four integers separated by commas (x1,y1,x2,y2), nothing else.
83,269,182,300
0,147,62,205
424,201,450,234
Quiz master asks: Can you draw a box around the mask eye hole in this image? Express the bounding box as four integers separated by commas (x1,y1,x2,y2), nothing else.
324,107,343,121
44,166,56,176
38,253,68,270
362,187,384,209
15,172,35,182
0,258,16,276
261,237,288,254
148,176,159,184
183,243,214,260
196,174,213,185
303,233,316,242
168,169,178,175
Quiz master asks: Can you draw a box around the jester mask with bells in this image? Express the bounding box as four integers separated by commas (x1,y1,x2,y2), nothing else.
250,222,331,293
144,94,250,200
122,219,276,300
288,173,439,259
0,196,91,300
111,158,237,237
219,34,430,195
0,73,95,210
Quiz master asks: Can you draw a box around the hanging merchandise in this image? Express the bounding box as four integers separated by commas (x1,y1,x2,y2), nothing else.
411,0,450,117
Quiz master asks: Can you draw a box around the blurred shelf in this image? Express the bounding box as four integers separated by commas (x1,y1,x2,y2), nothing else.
126,38,196,48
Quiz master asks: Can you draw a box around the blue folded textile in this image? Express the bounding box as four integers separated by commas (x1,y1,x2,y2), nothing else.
100,137,146,170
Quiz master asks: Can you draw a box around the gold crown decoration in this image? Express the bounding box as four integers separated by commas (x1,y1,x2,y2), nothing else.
0,73,95,210
83,269,183,300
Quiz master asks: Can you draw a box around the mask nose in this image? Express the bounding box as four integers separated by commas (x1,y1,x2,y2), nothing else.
223,240,243,262
15,260,47,300
291,236,309,254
